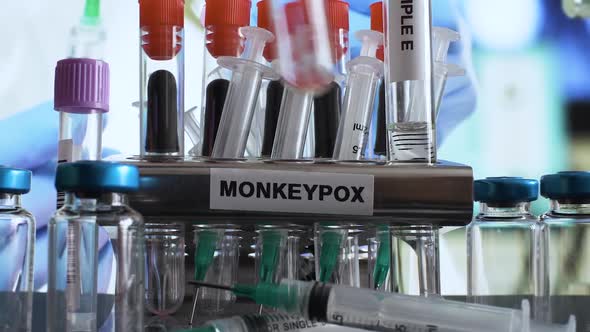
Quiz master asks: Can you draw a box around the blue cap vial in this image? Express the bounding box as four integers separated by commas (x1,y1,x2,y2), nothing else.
541,171,590,200
474,177,539,203
0,166,32,194
56,161,140,193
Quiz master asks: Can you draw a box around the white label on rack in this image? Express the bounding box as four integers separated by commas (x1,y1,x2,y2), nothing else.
210,169,374,216
387,0,430,82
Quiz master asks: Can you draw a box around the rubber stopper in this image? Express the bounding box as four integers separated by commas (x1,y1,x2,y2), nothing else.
140,0,185,60
370,1,384,61
205,0,252,58
257,0,277,62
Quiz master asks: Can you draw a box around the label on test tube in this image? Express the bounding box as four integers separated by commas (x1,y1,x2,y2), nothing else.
210,169,374,216
387,0,430,82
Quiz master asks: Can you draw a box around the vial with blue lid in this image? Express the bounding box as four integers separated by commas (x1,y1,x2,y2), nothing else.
467,177,541,312
0,166,34,332
47,161,144,332
540,171,590,329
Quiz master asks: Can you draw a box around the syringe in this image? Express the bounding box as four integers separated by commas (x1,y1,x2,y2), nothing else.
432,27,465,118
189,279,576,332
211,27,279,159
333,30,384,161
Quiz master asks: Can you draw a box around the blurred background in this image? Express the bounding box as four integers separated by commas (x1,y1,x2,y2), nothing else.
0,0,588,294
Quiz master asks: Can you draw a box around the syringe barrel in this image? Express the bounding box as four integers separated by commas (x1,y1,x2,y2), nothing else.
384,0,435,163
333,58,382,161
139,0,185,158
212,64,265,159
271,86,314,160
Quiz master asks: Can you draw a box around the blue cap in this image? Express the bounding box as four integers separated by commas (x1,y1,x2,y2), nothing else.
0,167,32,194
474,177,538,203
56,161,140,193
541,171,590,200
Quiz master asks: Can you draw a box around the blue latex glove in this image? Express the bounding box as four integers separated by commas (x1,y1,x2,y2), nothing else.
0,101,118,290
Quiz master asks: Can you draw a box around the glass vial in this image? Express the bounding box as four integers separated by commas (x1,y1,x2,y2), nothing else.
467,177,540,311
139,0,185,159
192,225,240,317
48,162,144,332
0,167,34,332
315,223,363,287
54,58,109,208
145,223,186,316
200,0,251,157
384,0,436,163
539,172,590,327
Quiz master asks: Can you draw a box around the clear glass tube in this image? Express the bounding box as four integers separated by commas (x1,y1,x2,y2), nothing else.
200,0,249,157
145,223,186,316
390,225,440,296
368,226,391,291
467,202,538,311
59,112,103,162
139,0,185,158
314,224,362,287
540,199,590,327
48,192,144,332
255,225,308,285
192,225,240,316
0,193,34,332
384,0,435,163
271,86,314,160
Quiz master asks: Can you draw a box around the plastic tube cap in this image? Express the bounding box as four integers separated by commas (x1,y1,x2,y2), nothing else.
433,27,460,64
324,0,349,61
54,58,110,114
474,177,539,204
140,0,184,60
541,171,590,200
56,161,140,193
205,0,251,58
370,1,384,61
257,0,277,61
0,167,31,195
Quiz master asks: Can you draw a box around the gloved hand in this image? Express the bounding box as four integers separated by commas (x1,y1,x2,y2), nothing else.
0,101,118,290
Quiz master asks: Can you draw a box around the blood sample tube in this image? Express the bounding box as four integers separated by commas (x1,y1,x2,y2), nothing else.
139,0,185,158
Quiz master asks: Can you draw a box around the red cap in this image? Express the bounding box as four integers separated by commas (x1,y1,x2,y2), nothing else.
140,0,185,60
324,0,349,61
205,0,252,58
370,1,384,61
257,0,277,61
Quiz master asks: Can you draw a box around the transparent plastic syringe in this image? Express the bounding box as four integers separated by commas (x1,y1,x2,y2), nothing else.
190,279,576,332
385,0,435,163
432,27,465,118
333,30,384,161
212,27,280,159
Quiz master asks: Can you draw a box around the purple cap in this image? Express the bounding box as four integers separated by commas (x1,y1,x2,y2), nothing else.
54,58,110,114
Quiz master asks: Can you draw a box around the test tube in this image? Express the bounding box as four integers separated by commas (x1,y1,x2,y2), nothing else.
384,0,436,163
200,0,250,157
145,223,186,316
139,0,185,159
211,27,279,159
54,58,109,208
190,225,240,323
269,0,334,90
69,0,106,59
315,224,363,287
370,2,387,158
333,30,384,161
313,0,349,159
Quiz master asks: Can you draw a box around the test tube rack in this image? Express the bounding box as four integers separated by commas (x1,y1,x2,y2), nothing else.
122,158,473,225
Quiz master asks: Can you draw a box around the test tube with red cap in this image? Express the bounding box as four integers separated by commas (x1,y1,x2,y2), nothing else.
139,0,185,159
384,0,436,163
313,0,349,159
371,1,387,157
200,0,251,157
